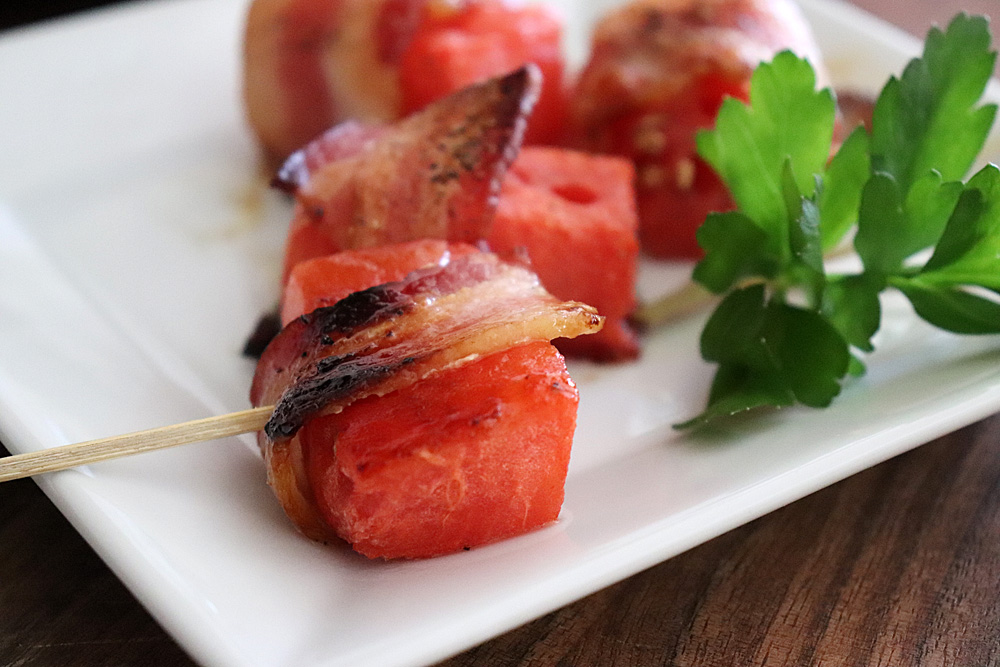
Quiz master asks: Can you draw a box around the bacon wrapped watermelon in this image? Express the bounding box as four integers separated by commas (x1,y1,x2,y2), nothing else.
277,65,539,283
251,244,603,558
567,0,826,258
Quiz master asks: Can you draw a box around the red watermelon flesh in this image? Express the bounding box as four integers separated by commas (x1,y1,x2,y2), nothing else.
566,0,825,259
280,238,477,325
489,146,640,361
300,339,576,559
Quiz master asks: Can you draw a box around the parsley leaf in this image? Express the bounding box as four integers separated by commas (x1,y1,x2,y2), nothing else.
697,51,835,259
818,127,870,250
692,211,777,293
918,164,1000,289
870,15,997,192
678,284,850,430
891,163,1000,333
821,274,883,354
678,13,1000,428
894,282,1000,334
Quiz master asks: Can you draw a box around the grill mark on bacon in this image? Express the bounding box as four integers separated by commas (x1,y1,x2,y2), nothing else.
305,283,414,333
267,348,399,439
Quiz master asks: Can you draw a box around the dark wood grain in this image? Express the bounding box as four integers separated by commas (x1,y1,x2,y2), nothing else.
1,1,998,666
437,416,1000,667
0,471,196,665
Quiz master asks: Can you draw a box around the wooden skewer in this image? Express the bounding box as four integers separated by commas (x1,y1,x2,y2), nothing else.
631,281,717,329
0,405,273,483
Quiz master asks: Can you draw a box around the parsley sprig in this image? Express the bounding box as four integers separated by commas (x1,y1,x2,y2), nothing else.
678,14,1000,428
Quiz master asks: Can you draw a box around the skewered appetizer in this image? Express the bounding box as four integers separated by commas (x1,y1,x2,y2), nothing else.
243,0,568,164
567,0,826,258
249,68,612,558
252,242,603,558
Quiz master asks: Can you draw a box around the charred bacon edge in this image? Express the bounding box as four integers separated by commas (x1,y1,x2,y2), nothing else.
266,299,600,442
253,253,602,444
269,65,540,201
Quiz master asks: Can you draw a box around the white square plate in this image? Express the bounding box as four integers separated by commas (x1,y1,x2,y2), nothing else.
1,1,999,665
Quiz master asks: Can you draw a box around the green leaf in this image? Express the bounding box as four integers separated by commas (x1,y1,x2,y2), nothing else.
697,51,835,256
678,295,850,428
847,354,867,378
870,14,997,192
819,126,871,250
699,285,771,367
855,171,964,276
903,171,965,257
855,172,906,274
693,212,777,293
762,302,851,407
919,165,1000,291
822,274,884,352
678,287,793,429
700,286,850,409
784,162,825,308
895,281,1000,334
674,363,793,430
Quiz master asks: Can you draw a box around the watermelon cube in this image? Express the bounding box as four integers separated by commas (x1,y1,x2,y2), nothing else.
278,240,578,558
489,146,640,361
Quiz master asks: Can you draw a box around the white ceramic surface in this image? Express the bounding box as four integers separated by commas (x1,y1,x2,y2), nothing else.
1,1,999,666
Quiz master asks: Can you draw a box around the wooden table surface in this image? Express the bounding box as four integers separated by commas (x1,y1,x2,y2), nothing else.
1,0,998,665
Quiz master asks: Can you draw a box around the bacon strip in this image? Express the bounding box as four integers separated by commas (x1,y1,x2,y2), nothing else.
251,251,602,446
280,65,540,257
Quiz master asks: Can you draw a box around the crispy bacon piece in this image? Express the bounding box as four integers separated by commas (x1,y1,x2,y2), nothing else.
278,65,540,282
250,251,602,539
253,251,601,439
